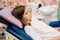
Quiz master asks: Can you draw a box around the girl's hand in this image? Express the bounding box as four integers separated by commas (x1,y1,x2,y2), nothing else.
55,27,60,32
51,35,60,40
0,23,7,28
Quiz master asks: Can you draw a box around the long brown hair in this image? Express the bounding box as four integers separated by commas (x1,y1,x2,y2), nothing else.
12,5,25,19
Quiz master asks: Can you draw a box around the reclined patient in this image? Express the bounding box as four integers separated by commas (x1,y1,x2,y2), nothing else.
11,5,60,40
0,6,60,40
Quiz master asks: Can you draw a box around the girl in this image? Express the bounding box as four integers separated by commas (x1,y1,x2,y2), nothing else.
12,5,60,40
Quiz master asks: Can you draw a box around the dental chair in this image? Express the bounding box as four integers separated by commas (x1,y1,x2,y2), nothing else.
0,7,32,40
0,7,23,40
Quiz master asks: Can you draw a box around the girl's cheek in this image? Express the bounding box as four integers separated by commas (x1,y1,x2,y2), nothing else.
23,15,31,20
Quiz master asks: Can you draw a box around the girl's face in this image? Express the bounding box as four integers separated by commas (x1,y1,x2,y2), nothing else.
22,8,32,25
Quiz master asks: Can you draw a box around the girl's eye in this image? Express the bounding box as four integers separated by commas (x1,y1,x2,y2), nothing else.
25,12,28,14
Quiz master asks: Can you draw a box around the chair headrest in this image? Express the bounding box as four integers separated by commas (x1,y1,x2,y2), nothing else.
0,7,22,28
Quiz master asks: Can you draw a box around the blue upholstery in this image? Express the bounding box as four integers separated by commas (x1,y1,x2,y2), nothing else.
0,17,33,40
49,21,60,27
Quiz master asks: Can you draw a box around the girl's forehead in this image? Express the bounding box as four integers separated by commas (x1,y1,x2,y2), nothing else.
24,8,28,14
25,6,30,13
